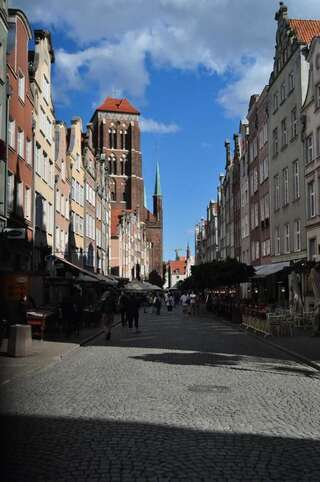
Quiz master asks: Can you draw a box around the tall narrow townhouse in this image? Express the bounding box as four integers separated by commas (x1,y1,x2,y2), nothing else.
232,134,241,261
239,121,250,265
302,37,320,261
29,30,55,271
217,174,226,260
247,87,271,267
0,1,8,233
269,3,320,264
4,9,33,272
67,117,84,267
95,150,110,275
54,121,70,259
223,141,234,258
206,201,219,262
83,123,97,272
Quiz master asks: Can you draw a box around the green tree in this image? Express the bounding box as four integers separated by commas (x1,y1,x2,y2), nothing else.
148,270,164,288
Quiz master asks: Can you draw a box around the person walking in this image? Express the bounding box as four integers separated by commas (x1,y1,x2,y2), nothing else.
101,291,116,341
118,291,128,327
127,294,141,333
180,292,189,315
190,291,197,316
155,294,162,315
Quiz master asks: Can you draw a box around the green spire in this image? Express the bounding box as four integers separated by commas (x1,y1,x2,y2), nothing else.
154,162,162,196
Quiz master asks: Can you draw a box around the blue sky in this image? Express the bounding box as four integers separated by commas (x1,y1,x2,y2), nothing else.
12,0,320,260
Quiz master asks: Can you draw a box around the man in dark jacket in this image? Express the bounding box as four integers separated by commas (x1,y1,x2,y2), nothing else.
101,291,116,341
118,291,128,326
127,294,141,333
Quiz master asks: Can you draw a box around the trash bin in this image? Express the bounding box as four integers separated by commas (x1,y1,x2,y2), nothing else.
7,324,32,357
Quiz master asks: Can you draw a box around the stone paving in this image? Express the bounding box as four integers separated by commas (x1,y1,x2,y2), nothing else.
1,307,320,481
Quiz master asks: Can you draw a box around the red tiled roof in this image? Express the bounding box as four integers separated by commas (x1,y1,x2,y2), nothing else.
288,19,320,44
169,257,187,275
97,97,140,115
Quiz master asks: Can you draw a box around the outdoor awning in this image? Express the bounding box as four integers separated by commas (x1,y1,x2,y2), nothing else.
47,255,117,286
252,262,290,279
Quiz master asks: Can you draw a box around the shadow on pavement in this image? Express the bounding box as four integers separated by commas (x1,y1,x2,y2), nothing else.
130,351,319,378
1,414,320,481
87,313,313,368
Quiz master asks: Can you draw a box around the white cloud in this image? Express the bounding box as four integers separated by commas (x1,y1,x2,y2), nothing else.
140,117,180,134
217,58,273,118
11,0,320,117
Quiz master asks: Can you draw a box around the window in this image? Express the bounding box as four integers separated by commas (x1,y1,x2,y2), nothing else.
7,172,14,211
281,118,287,147
283,167,289,205
291,107,297,139
254,203,259,227
43,74,50,103
289,71,295,92
24,186,31,221
308,181,315,218
17,181,23,211
274,175,280,210
48,203,53,235
309,238,317,260
260,197,265,221
317,127,320,157
56,190,60,212
293,160,300,200
61,160,65,181
60,194,64,217
253,168,258,192
316,83,320,109
17,129,24,158
272,128,278,156
294,220,301,252
265,194,270,219
49,160,54,187
284,224,290,253
18,72,25,102
273,92,279,112
8,119,15,148
264,158,268,180
65,197,69,220
280,82,286,103
275,227,281,255
305,134,313,163
26,139,32,165
255,241,260,260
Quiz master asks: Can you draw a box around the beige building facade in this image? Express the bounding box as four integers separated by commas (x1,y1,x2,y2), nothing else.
30,30,55,271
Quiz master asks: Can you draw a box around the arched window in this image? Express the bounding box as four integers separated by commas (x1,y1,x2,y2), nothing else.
110,179,116,201
112,130,117,149
113,157,117,175
108,129,112,149
120,156,127,175
108,157,112,174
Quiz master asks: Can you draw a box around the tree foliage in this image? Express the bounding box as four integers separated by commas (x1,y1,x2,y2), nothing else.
148,270,164,288
179,258,254,291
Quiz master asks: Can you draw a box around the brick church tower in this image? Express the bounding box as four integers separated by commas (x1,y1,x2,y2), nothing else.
91,97,163,276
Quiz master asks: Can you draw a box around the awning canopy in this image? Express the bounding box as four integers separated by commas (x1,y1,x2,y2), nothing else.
47,255,118,286
252,262,290,279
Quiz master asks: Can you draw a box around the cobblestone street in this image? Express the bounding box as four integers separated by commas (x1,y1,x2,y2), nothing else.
1,308,320,481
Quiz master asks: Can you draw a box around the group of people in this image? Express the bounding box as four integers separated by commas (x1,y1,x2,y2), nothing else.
101,291,142,341
180,291,201,315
